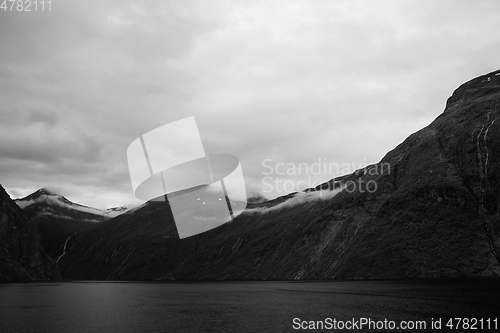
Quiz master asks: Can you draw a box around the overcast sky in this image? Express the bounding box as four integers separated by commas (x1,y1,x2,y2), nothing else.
1,0,500,209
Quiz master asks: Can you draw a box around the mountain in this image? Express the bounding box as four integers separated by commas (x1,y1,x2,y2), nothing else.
61,69,500,280
14,188,134,261
0,185,59,282
15,188,133,221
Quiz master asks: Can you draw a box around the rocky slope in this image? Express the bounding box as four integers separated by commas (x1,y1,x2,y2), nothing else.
61,69,500,280
0,185,59,282
15,188,133,261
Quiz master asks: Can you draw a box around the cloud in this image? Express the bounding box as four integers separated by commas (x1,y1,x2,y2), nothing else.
0,124,102,164
244,187,343,214
27,109,60,127
1,0,500,208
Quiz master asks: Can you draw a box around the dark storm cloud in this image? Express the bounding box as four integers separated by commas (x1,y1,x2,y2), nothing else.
27,109,60,127
0,127,102,164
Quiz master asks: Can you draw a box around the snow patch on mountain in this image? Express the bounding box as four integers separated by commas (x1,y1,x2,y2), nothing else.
15,188,136,219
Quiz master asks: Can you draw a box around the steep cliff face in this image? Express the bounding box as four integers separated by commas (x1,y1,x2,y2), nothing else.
0,185,59,282
61,70,500,280
14,188,105,260
327,69,500,278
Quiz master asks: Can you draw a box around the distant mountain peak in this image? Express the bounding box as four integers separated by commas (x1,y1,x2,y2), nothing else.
17,188,67,207
14,188,134,221
0,184,59,281
37,188,57,196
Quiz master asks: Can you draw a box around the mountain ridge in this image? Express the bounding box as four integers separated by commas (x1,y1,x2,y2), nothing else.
15,188,135,220
13,69,500,281
0,185,59,282
13,188,138,262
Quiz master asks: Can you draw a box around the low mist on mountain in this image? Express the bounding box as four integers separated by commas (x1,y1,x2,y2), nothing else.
4,70,500,281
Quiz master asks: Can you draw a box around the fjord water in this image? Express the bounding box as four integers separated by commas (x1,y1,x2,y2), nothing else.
1,279,499,332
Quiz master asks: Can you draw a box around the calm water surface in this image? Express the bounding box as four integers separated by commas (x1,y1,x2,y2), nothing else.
1,279,499,332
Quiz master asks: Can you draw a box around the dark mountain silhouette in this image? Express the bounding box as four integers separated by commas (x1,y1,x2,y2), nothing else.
0,185,59,281
14,188,133,260
37,70,500,279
